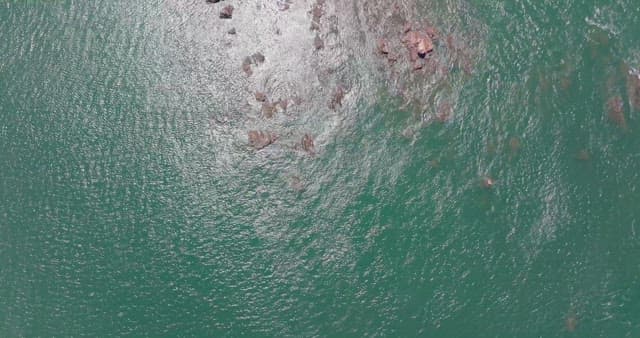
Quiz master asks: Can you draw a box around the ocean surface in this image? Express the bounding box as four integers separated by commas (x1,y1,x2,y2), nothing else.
2,0,640,336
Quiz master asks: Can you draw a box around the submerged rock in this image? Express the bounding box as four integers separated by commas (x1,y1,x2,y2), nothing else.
576,149,591,161
481,176,495,189
248,130,277,150
255,91,267,102
301,134,315,154
607,95,627,130
377,38,390,55
329,86,345,110
262,102,276,118
220,5,234,19
242,57,253,76
314,35,324,50
275,99,289,111
627,70,640,111
404,30,433,58
251,52,265,64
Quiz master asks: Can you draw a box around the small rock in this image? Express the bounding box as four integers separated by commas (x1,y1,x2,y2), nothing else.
314,35,324,50
576,149,590,161
290,176,305,191
565,314,578,332
416,34,434,57
329,86,345,110
275,99,289,111
219,5,233,19
301,134,315,153
262,102,276,118
481,177,495,189
311,5,323,21
255,92,267,102
436,101,452,122
206,0,222,3
607,95,626,129
425,25,439,40
227,28,236,35
251,52,265,64
509,137,521,153
627,70,640,111
248,130,277,150
377,38,389,54
242,57,253,75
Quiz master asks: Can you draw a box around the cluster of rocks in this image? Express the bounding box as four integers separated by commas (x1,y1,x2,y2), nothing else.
376,21,438,71
241,52,265,76
254,90,299,119
206,0,234,19
310,0,325,50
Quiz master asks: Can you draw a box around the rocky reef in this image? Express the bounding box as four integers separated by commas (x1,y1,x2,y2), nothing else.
197,0,485,159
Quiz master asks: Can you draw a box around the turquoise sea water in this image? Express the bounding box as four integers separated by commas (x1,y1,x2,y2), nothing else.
1,1,640,336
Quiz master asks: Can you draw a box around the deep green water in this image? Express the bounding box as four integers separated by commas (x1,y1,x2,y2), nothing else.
2,1,640,337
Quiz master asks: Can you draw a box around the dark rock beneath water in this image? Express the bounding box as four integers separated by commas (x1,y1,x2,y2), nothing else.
248,130,277,150
607,95,626,130
220,5,234,19
242,57,253,75
329,86,345,110
251,52,265,64
314,35,324,50
576,149,591,161
628,71,640,111
377,38,389,55
301,134,315,154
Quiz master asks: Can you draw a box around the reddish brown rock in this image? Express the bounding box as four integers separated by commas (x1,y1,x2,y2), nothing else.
255,92,267,102
416,34,434,56
219,5,234,19
377,38,389,55
248,130,277,150
436,101,452,122
314,35,324,50
403,29,434,64
425,25,439,40
262,102,276,118
329,86,346,110
607,95,627,129
565,314,578,332
301,134,315,154
311,5,323,21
